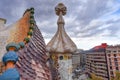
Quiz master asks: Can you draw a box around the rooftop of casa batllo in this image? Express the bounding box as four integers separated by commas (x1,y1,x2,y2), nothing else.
0,0,120,80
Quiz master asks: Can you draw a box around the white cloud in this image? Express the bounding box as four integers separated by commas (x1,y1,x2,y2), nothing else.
1,0,120,50
36,0,120,49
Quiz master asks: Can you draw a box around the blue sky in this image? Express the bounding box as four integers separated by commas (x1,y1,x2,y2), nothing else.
0,0,120,50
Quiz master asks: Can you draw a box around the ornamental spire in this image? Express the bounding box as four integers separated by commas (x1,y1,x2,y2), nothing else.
55,3,67,25
46,3,77,53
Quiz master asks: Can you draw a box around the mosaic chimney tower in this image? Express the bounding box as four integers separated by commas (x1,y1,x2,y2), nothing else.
0,8,51,80
47,3,77,80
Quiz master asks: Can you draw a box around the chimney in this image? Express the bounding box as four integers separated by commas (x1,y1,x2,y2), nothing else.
0,18,6,29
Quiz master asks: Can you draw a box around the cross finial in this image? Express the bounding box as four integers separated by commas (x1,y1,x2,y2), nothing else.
55,3,67,16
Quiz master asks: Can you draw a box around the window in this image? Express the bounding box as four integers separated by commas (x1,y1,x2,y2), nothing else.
108,54,111,57
114,58,118,67
116,67,119,70
115,62,118,67
114,54,117,57
110,66,112,69
107,50,111,53
59,56,63,60
110,71,113,75
118,50,120,52
114,58,117,62
109,59,112,65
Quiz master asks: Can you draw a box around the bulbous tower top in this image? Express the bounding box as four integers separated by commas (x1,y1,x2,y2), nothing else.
55,3,67,16
46,3,77,53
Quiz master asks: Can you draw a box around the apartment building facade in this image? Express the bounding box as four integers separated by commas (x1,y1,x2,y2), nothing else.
106,45,120,79
85,43,109,80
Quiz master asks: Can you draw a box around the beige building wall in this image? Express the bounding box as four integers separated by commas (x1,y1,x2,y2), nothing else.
72,52,80,70
106,45,120,79
85,50,109,80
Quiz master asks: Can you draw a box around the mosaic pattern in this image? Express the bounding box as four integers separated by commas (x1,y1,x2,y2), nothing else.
16,26,51,80
51,54,72,80
7,11,30,43
0,8,51,80
47,3,77,80
58,58,72,80
0,10,30,61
